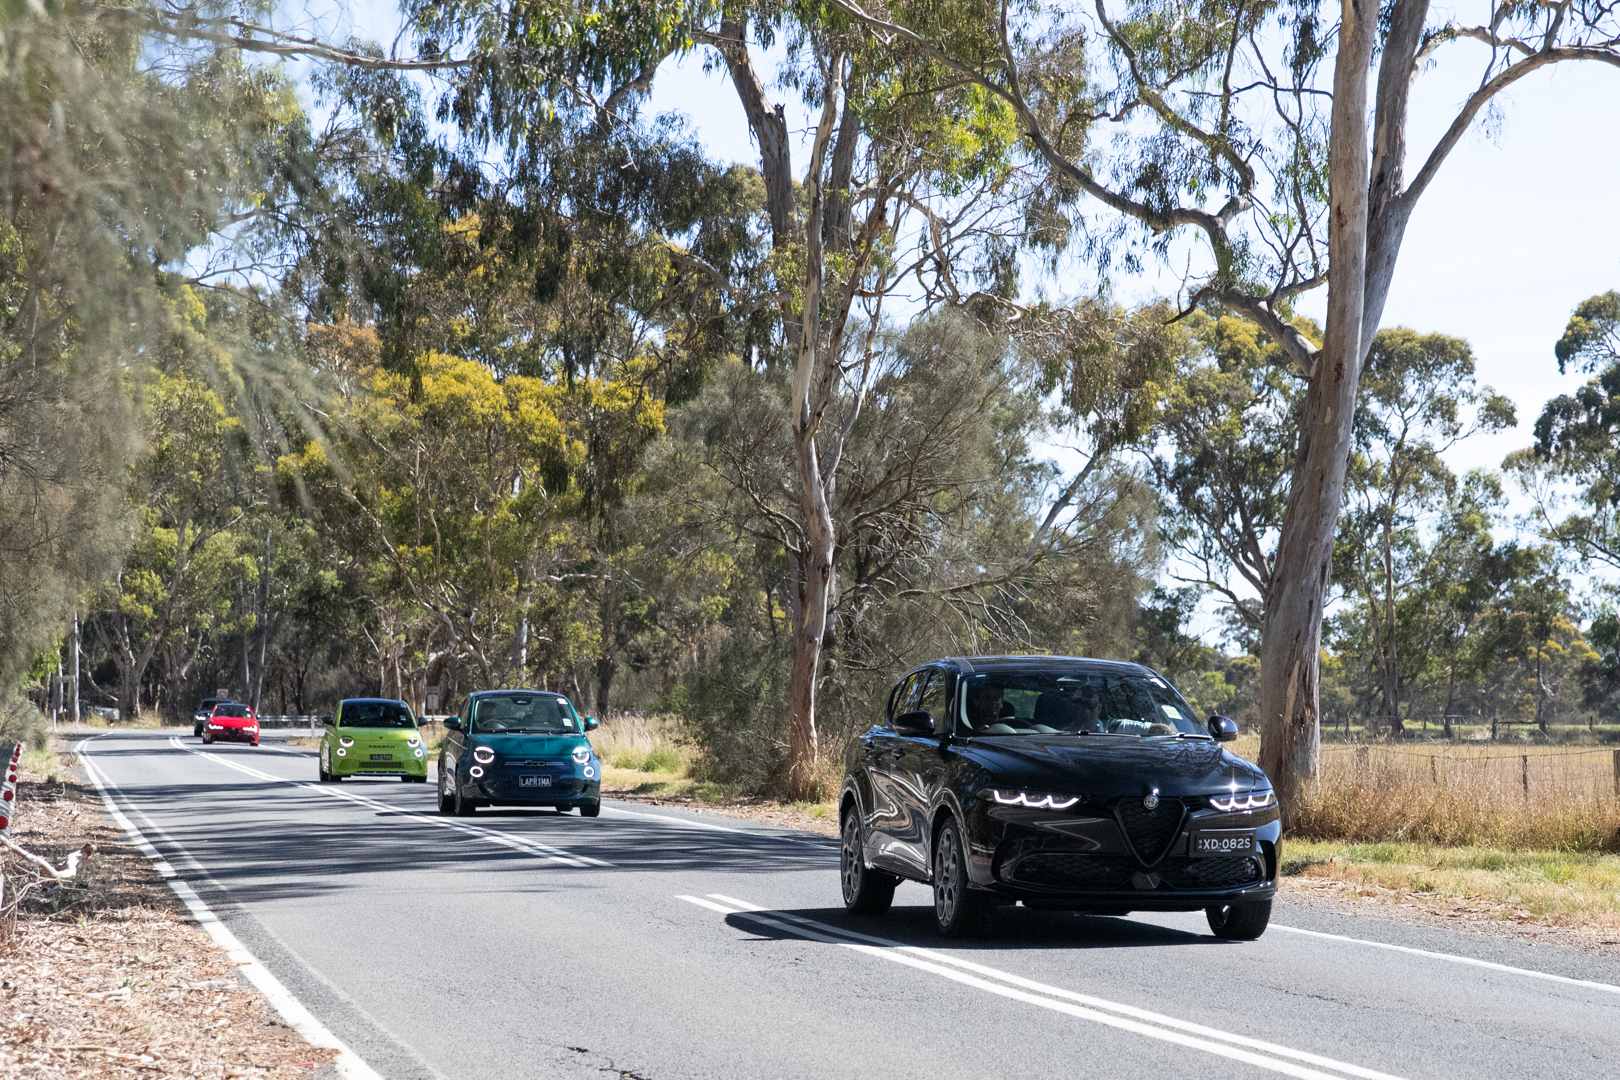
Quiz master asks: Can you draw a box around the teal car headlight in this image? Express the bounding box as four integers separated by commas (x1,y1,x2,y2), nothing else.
473,746,495,764
571,747,591,765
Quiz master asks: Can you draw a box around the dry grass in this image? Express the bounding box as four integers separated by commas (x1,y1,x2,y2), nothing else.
1280,839,1620,947
591,713,689,774
0,751,337,1078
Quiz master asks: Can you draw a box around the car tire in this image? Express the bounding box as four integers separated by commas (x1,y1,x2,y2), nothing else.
841,812,898,915
437,768,455,813
1206,899,1272,940
454,784,476,816
202,732,213,745
580,801,601,818
251,738,259,747
932,819,992,938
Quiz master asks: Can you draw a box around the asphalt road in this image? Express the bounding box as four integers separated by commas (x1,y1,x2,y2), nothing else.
73,730,1620,1080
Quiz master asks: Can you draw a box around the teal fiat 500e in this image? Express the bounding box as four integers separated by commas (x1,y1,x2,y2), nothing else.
438,690,602,816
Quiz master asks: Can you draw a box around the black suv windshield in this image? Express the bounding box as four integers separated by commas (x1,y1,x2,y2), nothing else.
958,669,1204,737
470,693,579,735
340,701,416,729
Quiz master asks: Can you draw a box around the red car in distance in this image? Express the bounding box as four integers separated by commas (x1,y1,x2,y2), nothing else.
204,703,261,746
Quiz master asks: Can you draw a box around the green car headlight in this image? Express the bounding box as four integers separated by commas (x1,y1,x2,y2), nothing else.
336,748,347,758
339,737,354,747
414,747,425,759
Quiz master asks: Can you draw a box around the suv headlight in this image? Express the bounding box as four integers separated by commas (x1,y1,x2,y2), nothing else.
473,746,495,764
983,790,1080,810
1209,789,1276,812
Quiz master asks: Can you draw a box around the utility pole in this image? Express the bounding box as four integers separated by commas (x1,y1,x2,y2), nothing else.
71,610,81,726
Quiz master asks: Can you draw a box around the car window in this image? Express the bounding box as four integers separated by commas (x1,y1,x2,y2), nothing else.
958,669,1204,738
214,704,252,718
888,673,923,724
469,693,579,735
339,701,416,729
915,670,949,723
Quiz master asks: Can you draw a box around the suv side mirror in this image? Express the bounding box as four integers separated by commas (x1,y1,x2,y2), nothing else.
582,716,600,731
1207,715,1240,742
443,717,462,731
894,710,935,736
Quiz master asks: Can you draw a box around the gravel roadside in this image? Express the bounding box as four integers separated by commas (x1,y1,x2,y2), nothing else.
0,749,339,1080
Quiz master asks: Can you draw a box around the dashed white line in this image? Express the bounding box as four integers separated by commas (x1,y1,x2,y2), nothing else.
168,736,614,868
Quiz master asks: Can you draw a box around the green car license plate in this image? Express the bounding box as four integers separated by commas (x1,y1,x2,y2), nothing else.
369,753,393,760
518,775,553,788
1191,829,1255,857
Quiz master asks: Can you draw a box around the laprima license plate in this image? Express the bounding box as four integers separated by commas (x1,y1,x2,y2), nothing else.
1192,829,1256,857
369,753,393,760
518,775,553,788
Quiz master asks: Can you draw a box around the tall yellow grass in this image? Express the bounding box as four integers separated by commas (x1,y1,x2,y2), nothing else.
591,711,688,774
1284,743,1620,851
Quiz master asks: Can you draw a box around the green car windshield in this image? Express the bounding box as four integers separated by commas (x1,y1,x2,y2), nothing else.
469,693,580,735
340,701,416,729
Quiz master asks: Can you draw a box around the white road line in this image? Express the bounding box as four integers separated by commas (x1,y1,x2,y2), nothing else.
678,894,1402,1080
168,736,614,868
77,738,384,1080
703,894,1403,1080
1269,923,1620,997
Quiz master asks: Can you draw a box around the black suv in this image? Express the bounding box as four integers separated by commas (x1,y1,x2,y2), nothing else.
839,656,1280,939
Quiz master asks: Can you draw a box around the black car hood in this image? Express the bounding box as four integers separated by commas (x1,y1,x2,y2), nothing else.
956,735,1267,797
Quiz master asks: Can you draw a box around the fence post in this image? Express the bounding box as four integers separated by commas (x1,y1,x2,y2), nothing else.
1613,749,1619,801
1430,756,1438,784
1522,754,1530,800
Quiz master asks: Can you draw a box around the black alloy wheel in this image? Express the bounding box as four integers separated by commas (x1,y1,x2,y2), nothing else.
580,801,601,818
841,812,897,915
1206,899,1272,940
932,819,992,938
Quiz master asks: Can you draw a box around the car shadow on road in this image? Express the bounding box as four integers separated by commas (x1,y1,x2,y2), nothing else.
725,903,1225,951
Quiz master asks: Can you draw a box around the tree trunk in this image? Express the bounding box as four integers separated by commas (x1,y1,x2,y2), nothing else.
786,428,837,801
594,652,614,717
1258,0,1376,824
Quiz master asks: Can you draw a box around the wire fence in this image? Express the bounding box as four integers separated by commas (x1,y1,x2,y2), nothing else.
1319,743,1620,802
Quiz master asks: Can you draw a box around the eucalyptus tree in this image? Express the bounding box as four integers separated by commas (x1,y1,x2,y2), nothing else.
1333,330,1513,732
1515,291,1620,568
828,0,1620,813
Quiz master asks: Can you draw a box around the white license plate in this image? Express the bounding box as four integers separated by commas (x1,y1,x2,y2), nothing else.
1192,830,1255,857
518,775,553,788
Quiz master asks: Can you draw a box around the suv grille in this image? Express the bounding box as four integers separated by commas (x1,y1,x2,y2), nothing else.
1114,798,1188,865
1012,853,1136,890
1158,856,1265,891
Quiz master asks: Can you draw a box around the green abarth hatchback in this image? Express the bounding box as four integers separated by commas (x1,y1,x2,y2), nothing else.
438,689,602,816
319,698,429,782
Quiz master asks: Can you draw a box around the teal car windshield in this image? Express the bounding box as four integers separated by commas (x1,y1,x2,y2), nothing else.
470,693,580,735
341,701,416,728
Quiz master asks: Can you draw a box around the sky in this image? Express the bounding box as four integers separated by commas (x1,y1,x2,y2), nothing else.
287,4,1620,643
